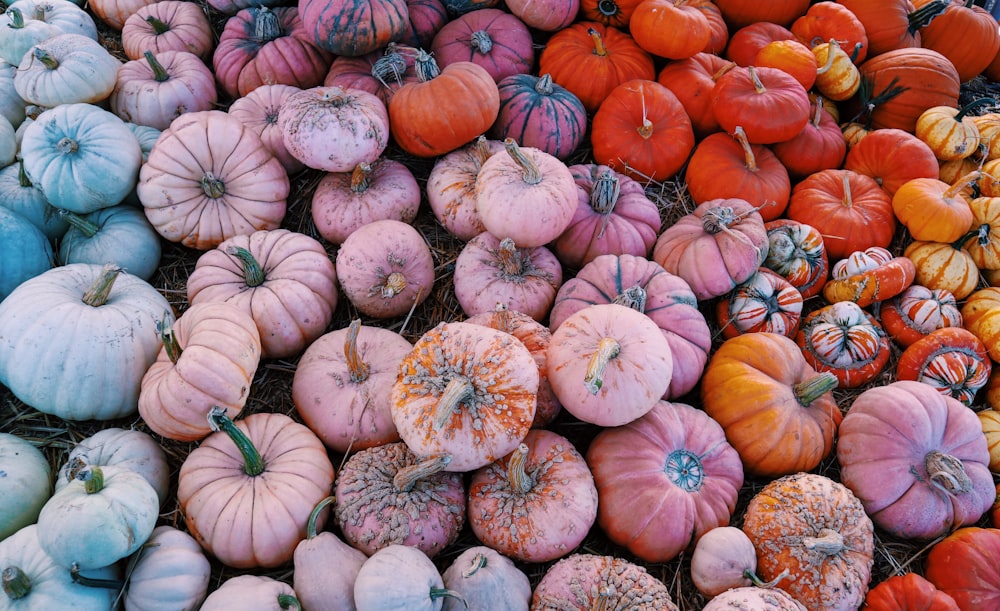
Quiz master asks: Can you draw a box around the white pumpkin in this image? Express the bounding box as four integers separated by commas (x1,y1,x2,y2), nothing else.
0,433,51,541
124,526,211,611
54,427,170,506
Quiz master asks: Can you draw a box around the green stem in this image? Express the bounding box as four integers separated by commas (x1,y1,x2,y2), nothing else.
393,453,452,492
81,264,121,307
226,246,265,288
278,594,301,610
70,563,124,590
208,406,265,477
908,0,950,33
955,97,995,122
306,496,335,539
793,371,839,406
17,159,31,187
461,552,488,578
145,14,170,34
78,465,105,494
161,322,182,364
2,567,30,600
32,47,58,70
429,587,468,608
143,50,170,82
6,8,24,28
58,209,99,237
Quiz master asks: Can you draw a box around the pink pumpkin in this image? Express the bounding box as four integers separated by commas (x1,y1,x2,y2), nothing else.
587,401,744,562
278,85,390,173
227,83,305,175
121,0,215,62
837,380,995,540
186,229,339,360
475,138,577,248
468,429,598,563
310,158,420,245
323,42,420,107
292,320,412,453
532,554,679,609
426,136,504,241
213,6,333,98
552,163,662,270
653,197,769,300
430,9,533,83
334,442,466,557
453,232,562,322
505,0,579,31
490,72,587,161
549,254,711,399
110,49,218,130
548,303,673,427
335,219,434,318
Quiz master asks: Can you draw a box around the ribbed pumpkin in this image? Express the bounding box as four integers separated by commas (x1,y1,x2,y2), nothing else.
490,73,586,161
710,65,810,144
656,52,734,138
836,0,921,57
910,0,1000,84
429,8,533,83
896,326,991,407
856,47,960,133
797,300,891,389
299,0,408,56
842,127,940,197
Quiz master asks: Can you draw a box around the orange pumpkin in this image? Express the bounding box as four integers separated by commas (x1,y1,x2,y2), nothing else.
700,332,842,478
711,65,811,144
863,573,959,611
629,0,711,60
836,0,921,57
656,52,734,139
896,326,991,406
388,51,500,158
855,47,960,133
753,38,817,91
962,287,1000,362
925,527,1000,610
917,102,986,161
791,1,868,62
716,267,802,339
771,94,847,178
712,0,810,29
822,246,916,308
961,196,1000,270
843,127,940,196
892,173,976,243
903,240,980,300
762,218,830,299
590,79,695,182
910,0,1000,84
742,472,874,611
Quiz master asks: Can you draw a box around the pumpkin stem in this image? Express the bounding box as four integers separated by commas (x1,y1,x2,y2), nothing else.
143,50,171,82
56,136,78,154
810,95,824,128
461,552,489,578
471,135,493,170
201,172,226,199
490,302,514,333
226,246,266,288
413,49,441,82
815,39,840,75
746,567,791,589
6,8,25,28
350,162,373,193
747,65,766,94
801,528,846,555
793,371,839,406
57,209,99,238
145,14,170,34
591,169,621,239
2,567,30,600
955,97,994,122
470,30,493,54
344,319,370,383
208,406,265,477
907,0,950,33
732,126,758,173
429,587,468,608
841,171,854,209
496,237,528,276
69,563,124,591
278,594,301,610
17,159,32,187
506,443,533,494
372,47,408,88
925,450,974,495
253,6,282,43
595,0,620,17
392,453,452,492
702,206,736,234
159,317,182,364
612,285,647,313
586,27,608,57
76,465,105,494
434,377,476,430
31,47,58,70
584,337,620,394
664,449,704,492
374,271,407,299
636,118,654,140
852,75,907,129
535,73,555,95
944,171,982,200
306,496,335,539
503,138,541,185
81,264,122,307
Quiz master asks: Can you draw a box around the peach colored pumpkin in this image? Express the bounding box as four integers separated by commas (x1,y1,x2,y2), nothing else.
227,83,305,175
426,136,504,241
138,301,262,442
185,229,339,360
531,553,679,610
548,303,673,427
390,320,538,472
292,320,412,453
178,410,335,569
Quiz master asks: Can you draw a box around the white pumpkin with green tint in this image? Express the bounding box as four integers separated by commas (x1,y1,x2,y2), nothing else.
0,434,51,541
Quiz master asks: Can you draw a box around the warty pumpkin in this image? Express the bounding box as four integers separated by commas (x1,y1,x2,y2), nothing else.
531,553,679,610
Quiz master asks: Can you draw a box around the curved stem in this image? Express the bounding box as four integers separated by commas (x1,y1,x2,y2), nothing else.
908,0,950,33
226,246,265,287
430,587,468,608
506,443,532,494
393,453,452,492
306,496,335,539
944,171,982,200
926,450,973,495
70,564,124,590
278,594,301,610
745,567,790,589
612,285,647,313
350,162,372,193
793,371,839,406
208,406,265,477
471,135,492,170
143,50,170,82
58,209,99,238
584,337,620,394
954,98,994,122
802,528,845,555
6,8,24,28
81,264,121,307
145,14,170,34
434,378,475,430
344,319,370,383
587,27,608,57
503,138,541,185
815,40,840,75
32,47,58,70
733,126,758,172
747,65,766,94
496,238,525,276
810,95,824,127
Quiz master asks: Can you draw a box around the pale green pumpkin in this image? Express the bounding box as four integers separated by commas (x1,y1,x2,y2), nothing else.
0,160,67,241
0,206,54,300
0,434,51,541
58,204,162,280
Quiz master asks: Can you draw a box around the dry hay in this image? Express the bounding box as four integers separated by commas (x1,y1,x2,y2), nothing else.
3,6,1000,610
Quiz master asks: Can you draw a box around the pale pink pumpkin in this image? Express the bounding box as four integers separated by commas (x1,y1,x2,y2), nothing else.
334,441,466,558
465,305,561,428
531,554,679,610
467,428,597,563
430,8,534,82
549,254,710,399
177,410,336,569
335,219,434,319
310,158,420,245
138,302,262,443
121,0,215,62
475,138,577,248
110,49,218,131
653,198,770,301
506,0,579,31
137,110,289,250
390,321,539,472
278,85,390,173
552,163,662,270
186,229,339,360
586,401,744,563
548,303,673,427
323,42,420,107
426,136,504,241
453,233,562,322
228,84,305,175
89,0,157,30
292,320,411,453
